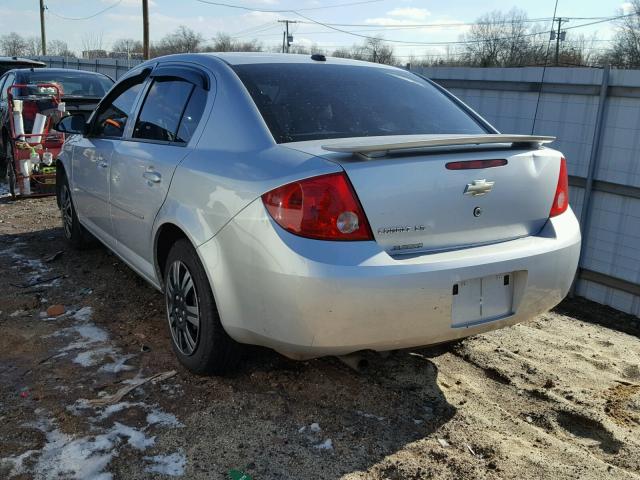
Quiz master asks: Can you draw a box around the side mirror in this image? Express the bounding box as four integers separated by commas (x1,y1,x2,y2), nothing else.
54,114,87,135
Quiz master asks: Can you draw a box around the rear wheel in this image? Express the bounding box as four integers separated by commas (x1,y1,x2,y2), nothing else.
5,143,17,199
58,173,93,248
164,239,241,375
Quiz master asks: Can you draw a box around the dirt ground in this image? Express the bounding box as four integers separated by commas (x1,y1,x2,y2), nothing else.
0,191,639,480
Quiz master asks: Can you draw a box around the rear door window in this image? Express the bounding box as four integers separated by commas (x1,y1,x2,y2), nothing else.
175,86,207,144
132,79,193,142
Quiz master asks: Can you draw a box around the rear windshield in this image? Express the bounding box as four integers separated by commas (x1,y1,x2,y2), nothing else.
22,71,113,97
232,63,487,143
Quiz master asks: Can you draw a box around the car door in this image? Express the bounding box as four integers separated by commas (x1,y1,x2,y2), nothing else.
109,64,210,277
71,68,149,242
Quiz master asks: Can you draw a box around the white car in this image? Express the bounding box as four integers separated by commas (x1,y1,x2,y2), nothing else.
55,53,581,374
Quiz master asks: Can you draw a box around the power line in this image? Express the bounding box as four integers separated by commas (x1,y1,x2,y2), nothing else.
293,15,621,29
45,0,123,21
194,0,384,13
290,11,631,47
531,0,560,135
231,21,278,37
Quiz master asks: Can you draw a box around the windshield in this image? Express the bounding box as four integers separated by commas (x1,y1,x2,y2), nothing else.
24,71,113,97
232,63,487,143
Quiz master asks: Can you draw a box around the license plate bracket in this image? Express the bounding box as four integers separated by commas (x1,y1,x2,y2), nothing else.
451,273,514,327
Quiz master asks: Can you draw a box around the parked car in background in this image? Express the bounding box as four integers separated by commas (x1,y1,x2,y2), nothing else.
0,56,45,76
0,68,114,194
54,53,581,375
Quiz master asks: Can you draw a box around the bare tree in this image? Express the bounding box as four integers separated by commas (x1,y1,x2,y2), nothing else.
48,40,76,58
110,38,144,58
331,36,395,64
460,9,536,67
364,37,394,64
24,36,42,56
209,33,262,52
603,0,640,67
0,32,28,57
152,26,204,56
82,32,105,58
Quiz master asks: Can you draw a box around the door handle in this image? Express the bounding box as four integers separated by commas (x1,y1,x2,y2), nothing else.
143,170,162,184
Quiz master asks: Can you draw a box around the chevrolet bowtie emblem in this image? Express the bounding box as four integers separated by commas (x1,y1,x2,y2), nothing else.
464,179,495,196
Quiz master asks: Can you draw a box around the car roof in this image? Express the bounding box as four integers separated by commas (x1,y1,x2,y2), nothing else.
12,67,112,79
0,57,46,66
151,52,398,71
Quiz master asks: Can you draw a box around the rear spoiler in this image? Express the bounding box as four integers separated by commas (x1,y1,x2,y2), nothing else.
321,134,555,157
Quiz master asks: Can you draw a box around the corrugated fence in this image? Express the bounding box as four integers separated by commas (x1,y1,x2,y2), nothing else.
33,57,640,316
34,56,143,80
415,66,640,317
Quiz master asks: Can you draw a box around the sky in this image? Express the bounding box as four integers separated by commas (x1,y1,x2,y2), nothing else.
0,0,628,58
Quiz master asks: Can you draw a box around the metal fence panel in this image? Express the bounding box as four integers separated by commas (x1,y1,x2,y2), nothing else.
32,56,143,80
417,66,640,317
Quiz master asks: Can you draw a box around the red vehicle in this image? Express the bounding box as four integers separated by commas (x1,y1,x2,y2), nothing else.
5,82,64,197
0,68,114,198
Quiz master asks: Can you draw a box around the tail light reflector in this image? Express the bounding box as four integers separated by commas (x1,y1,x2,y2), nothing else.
262,172,373,241
549,157,569,217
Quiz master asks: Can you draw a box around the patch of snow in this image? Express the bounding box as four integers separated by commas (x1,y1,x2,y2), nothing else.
3,414,158,480
298,426,306,433
314,439,333,450
309,422,321,433
72,306,93,322
356,410,385,421
9,310,24,317
146,409,183,428
73,347,115,367
111,422,155,450
144,452,186,476
28,427,115,480
121,372,146,385
99,354,135,373
60,324,109,352
1,449,37,476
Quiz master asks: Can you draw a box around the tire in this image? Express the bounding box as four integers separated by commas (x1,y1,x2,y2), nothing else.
58,173,93,249
5,142,17,199
164,239,241,375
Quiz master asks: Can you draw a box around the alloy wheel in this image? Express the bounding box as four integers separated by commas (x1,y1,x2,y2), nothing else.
166,260,201,356
60,185,73,239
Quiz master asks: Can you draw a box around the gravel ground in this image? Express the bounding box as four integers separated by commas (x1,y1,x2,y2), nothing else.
0,193,639,480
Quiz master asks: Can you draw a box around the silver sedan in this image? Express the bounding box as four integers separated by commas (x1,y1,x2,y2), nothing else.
55,53,581,374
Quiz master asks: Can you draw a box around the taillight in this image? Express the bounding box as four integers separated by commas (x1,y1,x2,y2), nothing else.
262,172,373,241
549,157,569,217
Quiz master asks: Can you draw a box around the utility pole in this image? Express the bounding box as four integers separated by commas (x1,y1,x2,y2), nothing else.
278,20,297,53
142,0,150,60
551,17,568,66
39,0,47,55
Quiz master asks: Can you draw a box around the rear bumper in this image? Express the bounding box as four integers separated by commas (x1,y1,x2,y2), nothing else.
198,201,581,359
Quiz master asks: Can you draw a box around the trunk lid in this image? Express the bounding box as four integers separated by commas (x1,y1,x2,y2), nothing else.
62,96,102,121
283,135,561,254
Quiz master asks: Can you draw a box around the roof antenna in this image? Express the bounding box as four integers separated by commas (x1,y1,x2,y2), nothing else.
531,0,560,135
